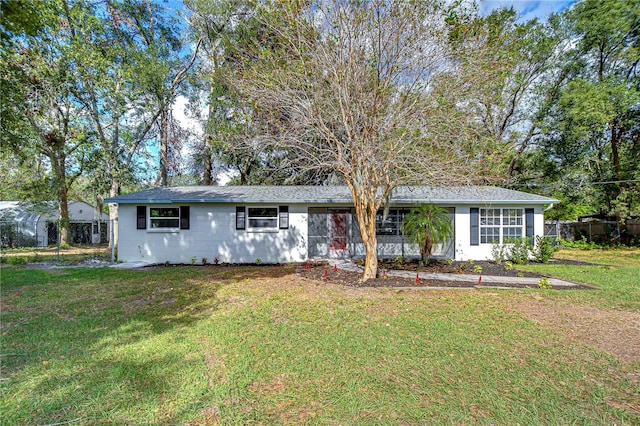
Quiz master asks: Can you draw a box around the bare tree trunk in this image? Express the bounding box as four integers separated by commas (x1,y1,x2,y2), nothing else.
58,187,70,246
203,135,213,185
108,179,120,252
94,193,103,243
353,190,379,280
159,107,169,186
48,148,71,245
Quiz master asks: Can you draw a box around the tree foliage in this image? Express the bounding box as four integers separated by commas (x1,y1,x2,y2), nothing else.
232,0,508,278
400,204,453,264
447,7,568,179
2,0,103,243
538,0,640,229
3,0,639,252
2,0,196,246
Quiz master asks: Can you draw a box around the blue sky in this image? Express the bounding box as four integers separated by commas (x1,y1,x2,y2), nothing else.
160,1,575,27
163,1,575,23
479,0,574,21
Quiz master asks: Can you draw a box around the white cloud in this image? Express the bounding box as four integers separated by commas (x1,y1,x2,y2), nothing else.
170,95,236,186
172,95,205,137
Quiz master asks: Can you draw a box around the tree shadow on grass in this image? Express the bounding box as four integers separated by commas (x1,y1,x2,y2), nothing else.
0,265,293,424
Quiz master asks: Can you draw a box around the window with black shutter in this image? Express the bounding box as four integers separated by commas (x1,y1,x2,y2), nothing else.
180,206,190,229
236,206,246,230
525,208,534,244
137,206,147,229
279,206,289,229
470,208,479,246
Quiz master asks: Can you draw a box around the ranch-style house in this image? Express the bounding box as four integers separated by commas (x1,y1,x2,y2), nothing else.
105,185,558,265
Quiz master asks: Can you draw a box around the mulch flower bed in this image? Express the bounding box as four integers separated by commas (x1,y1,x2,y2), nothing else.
297,260,595,290
377,259,541,277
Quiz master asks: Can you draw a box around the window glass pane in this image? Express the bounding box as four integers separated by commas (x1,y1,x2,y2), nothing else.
148,207,180,228
481,208,500,226
481,208,499,243
247,206,279,230
503,227,522,239
503,209,523,226
248,207,277,217
151,218,179,228
376,209,401,235
249,218,277,228
150,208,179,218
480,227,500,244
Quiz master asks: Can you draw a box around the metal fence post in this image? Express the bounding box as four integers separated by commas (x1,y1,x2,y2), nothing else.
56,219,60,262
111,218,115,263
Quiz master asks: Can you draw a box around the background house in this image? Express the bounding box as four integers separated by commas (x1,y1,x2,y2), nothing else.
106,186,558,264
0,201,110,247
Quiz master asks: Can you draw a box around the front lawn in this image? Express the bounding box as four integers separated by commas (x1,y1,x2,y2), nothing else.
1,251,638,424
520,247,640,310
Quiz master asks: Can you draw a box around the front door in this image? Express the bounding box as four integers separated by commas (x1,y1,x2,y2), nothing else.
329,210,349,259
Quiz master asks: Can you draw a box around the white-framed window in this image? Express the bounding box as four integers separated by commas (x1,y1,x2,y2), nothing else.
150,207,180,229
479,208,523,244
502,208,524,241
480,208,501,244
137,206,189,230
248,207,277,229
238,206,289,232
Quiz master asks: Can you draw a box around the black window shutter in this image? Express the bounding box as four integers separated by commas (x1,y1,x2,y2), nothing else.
236,206,246,230
137,206,146,229
180,206,190,229
279,206,289,229
470,208,479,246
525,208,534,244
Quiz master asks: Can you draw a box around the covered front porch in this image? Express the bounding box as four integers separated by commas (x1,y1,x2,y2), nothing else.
307,207,455,261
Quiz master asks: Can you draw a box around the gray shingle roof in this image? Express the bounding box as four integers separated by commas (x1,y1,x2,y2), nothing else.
105,186,558,205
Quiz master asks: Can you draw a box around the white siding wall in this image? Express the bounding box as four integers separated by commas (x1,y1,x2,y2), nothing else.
117,204,308,264
454,205,546,261
117,203,548,264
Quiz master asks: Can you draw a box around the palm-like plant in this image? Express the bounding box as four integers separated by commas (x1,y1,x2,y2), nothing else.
400,204,453,265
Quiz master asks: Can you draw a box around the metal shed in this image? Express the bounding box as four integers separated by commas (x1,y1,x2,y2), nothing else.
0,201,109,247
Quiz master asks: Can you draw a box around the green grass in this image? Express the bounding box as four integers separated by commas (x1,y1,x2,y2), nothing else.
519,247,640,310
1,253,638,425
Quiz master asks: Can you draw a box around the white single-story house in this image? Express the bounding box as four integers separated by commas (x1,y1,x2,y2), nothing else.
105,186,558,264
0,201,110,247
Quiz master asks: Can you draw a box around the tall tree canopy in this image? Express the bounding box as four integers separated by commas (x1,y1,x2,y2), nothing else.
538,0,639,230
233,0,508,278
3,0,638,251
1,0,195,247
2,0,103,243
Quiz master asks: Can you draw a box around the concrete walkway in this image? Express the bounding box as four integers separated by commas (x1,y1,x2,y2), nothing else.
328,260,582,288
109,261,152,269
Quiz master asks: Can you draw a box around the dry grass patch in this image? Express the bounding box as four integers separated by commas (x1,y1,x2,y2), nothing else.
514,295,640,364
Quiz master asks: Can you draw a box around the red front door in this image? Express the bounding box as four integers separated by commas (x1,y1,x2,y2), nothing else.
329,210,349,257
